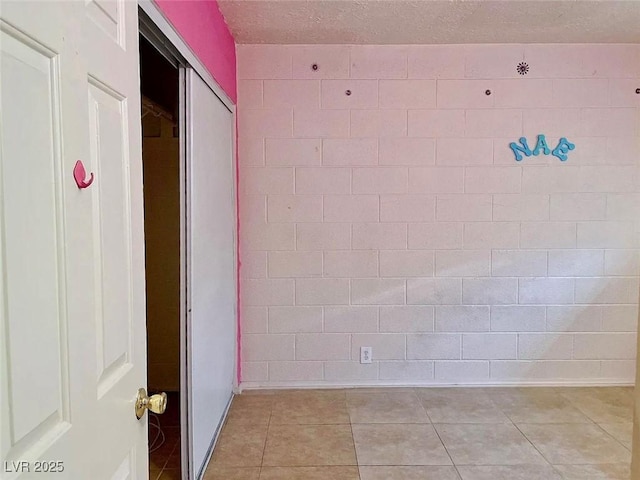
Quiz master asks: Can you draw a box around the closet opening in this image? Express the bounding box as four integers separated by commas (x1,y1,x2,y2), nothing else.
139,33,182,480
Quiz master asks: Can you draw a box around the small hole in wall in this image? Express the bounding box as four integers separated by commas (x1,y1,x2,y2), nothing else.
636,88,640,94
485,89,491,96
345,90,352,96
311,63,318,71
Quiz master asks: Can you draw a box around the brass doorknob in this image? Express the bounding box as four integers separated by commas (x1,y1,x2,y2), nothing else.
135,388,167,419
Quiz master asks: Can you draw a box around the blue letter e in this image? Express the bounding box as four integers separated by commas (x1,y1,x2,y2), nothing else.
552,137,576,161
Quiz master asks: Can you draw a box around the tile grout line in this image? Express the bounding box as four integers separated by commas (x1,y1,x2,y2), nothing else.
348,411,362,479
592,421,634,453
510,419,560,472
258,399,275,476
415,390,462,477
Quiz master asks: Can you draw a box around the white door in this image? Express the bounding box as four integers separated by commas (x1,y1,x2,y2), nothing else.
1,1,147,479
186,69,236,478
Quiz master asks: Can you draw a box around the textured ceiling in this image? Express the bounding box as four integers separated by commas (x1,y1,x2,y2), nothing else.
217,0,640,45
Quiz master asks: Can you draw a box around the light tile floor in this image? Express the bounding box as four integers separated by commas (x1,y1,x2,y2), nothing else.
149,392,182,480
203,387,633,480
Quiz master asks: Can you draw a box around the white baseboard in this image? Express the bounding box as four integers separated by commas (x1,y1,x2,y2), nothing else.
238,378,634,393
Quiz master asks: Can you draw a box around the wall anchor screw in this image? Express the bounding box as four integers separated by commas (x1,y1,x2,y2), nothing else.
517,62,530,75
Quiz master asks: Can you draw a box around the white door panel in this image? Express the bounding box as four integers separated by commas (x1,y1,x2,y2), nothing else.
1,0,146,478
187,70,236,477
0,17,72,473
87,78,134,399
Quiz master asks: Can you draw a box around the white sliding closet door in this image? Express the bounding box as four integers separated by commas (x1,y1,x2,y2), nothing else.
186,68,236,478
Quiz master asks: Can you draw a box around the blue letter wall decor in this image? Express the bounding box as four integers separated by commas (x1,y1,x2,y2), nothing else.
509,137,532,161
551,137,576,162
510,135,575,162
532,134,551,156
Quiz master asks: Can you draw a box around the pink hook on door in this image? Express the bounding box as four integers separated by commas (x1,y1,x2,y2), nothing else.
73,160,94,189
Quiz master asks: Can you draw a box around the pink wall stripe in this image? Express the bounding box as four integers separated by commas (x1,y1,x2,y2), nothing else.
155,0,241,382
155,0,237,102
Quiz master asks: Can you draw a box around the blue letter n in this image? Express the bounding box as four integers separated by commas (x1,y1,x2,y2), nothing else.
509,137,532,162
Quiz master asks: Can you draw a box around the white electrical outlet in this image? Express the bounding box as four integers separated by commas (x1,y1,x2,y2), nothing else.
360,346,372,364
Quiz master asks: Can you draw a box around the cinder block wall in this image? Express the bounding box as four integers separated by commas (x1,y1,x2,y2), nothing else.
237,44,640,388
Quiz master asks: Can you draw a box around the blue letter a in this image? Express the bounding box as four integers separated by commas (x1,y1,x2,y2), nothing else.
532,134,550,156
